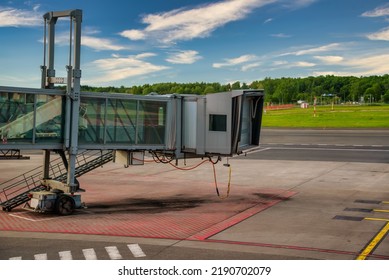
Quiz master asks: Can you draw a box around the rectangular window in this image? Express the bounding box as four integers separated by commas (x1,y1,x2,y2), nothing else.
209,114,227,132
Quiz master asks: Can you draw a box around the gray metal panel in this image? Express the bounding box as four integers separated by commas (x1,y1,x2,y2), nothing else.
0,86,65,96
78,144,169,150
205,91,232,155
196,97,206,155
182,99,197,150
165,97,177,150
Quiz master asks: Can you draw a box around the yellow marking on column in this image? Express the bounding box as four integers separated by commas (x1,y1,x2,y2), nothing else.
356,221,389,260
373,209,389,213
382,201,389,204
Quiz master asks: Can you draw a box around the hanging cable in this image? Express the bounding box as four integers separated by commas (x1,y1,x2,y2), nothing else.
126,152,233,199
168,158,209,171
150,151,175,164
165,156,232,199
211,160,232,199
251,97,260,119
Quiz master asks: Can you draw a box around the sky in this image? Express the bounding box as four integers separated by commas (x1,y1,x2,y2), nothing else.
1,0,389,88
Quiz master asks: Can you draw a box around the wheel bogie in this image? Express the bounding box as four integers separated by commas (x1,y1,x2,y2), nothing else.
27,190,82,215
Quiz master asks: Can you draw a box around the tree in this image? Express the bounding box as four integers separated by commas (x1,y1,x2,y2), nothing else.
231,81,241,90
383,90,389,103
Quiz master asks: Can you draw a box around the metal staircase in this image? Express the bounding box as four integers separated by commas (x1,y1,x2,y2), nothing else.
0,150,113,212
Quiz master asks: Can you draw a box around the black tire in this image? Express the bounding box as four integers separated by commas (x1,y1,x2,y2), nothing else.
55,195,75,215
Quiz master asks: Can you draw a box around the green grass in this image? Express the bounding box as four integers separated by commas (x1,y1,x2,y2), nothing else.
262,104,389,128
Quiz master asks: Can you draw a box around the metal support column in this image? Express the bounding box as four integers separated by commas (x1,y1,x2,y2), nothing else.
67,10,82,192
43,150,51,179
43,12,57,89
40,9,83,193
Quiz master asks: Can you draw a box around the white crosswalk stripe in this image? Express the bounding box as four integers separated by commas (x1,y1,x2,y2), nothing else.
59,250,73,260
128,244,146,258
8,244,146,260
82,248,97,260
34,253,47,260
105,246,122,260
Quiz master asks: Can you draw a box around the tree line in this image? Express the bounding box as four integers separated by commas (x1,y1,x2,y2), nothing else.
76,75,389,104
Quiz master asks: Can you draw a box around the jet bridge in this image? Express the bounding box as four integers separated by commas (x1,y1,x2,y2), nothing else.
0,9,264,214
0,86,264,155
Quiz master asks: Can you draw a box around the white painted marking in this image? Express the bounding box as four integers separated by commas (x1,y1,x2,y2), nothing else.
34,253,47,260
8,212,59,222
59,251,73,260
9,256,22,260
128,244,146,258
105,246,122,260
82,248,97,260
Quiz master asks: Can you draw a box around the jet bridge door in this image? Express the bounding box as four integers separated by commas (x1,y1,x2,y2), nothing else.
237,91,264,153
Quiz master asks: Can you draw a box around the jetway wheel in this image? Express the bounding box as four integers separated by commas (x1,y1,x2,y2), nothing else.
55,194,75,215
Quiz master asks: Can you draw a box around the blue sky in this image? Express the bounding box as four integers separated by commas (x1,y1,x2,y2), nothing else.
1,0,389,88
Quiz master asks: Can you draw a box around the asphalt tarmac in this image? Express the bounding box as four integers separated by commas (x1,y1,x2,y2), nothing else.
0,129,388,260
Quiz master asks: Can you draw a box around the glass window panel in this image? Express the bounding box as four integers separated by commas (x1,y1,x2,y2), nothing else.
106,99,137,144
0,93,64,144
137,100,167,145
78,97,106,144
35,95,64,143
0,92,35,143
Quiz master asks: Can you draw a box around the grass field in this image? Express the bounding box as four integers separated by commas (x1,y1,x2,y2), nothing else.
262,104,389,128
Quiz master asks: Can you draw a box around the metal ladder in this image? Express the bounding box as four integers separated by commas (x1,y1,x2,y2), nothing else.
0,150,113,212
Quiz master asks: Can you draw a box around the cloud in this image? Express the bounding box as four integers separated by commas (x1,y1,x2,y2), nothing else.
362,4,389,17
0,6,41,27
165,50,202,64
270,60,315,71
313,55,344,64
342,53,389,76
120,0,276,44
264,18,273,24
85,54,169,84
242,62,261,71
280,0,318,9
311,52,389,77
279,43,342,56
213,54,258,69
82,36,127,51
295,61,315,67
119,29,146,40
366,27,389,41
54,32,128,51
271,33,292,38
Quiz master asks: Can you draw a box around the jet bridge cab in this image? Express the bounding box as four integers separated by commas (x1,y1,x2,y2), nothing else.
181,89,264,157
